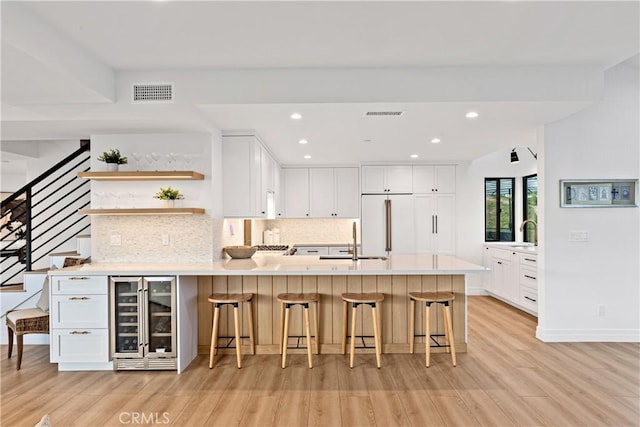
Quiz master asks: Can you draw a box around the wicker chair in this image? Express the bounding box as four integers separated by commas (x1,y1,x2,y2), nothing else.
6,279,50,370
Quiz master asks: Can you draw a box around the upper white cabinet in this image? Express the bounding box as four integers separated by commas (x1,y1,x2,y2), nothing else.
223,135,279,218
283,168,310,218
413,165,456,194
309,167,359,218
361,165,413,194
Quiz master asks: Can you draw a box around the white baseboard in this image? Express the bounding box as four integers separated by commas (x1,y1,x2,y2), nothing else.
467,288,488,296
536,327,640,342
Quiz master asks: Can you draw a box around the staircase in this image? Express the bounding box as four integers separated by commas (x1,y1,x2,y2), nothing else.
0,140,92,344
1,140,91,287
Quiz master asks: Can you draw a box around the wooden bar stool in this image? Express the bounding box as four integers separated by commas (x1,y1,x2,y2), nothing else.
409,291,456,367
277,293,319,369
341,292,384,369
208,293,255,369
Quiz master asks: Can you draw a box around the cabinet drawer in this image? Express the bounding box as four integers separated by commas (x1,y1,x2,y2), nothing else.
519,253,538,268
520,287,538,312
52,294,109,329
296,246,329,255
519,267,537,290
51,329,109,363
53,276,107,295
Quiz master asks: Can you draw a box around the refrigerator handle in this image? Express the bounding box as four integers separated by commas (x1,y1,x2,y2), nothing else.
435,215,438,234
385,199,392,252
138,287,144,351
432,215,435,234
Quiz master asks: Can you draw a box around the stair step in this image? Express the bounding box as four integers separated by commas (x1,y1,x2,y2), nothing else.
0,284,25,292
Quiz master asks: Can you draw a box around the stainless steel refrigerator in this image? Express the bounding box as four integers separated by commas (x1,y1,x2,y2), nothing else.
361,194,415,255
110,276,177,370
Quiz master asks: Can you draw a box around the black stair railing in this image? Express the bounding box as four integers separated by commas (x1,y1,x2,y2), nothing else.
1,140,91,287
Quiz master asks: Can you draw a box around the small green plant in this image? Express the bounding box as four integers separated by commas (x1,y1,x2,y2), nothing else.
153,186,184,200
97,149,128,165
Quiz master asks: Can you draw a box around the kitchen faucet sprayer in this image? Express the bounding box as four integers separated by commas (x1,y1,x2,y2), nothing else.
352,221,358,261
519,220,538,246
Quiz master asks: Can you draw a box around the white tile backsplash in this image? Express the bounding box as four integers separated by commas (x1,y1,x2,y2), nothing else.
252,218,359,246
92,215,214,263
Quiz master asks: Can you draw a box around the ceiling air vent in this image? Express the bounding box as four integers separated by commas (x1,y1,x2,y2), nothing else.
365,111,403,116
132,83,174,103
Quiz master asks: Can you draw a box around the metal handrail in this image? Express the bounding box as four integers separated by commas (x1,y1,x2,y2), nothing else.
1,140,90,287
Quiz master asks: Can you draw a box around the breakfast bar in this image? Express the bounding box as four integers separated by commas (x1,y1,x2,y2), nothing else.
49,254,486,372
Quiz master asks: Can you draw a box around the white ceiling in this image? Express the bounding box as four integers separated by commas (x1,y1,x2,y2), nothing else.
1,1,638,165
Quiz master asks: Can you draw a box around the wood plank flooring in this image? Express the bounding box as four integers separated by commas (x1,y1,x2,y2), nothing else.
2,296,638,426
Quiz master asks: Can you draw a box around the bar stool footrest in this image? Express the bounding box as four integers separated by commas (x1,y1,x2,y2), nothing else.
213,335,252,349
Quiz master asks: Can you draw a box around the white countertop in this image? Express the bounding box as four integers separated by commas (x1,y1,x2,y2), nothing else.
49,254,487,276
484,243,538,254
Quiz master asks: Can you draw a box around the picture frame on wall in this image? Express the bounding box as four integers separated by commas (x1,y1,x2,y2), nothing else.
560,179,638,207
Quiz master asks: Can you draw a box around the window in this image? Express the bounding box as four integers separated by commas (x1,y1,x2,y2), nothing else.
485,178,515,242
523,174,538,243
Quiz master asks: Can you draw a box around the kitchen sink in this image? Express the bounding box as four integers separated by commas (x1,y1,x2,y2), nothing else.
319,255,388,261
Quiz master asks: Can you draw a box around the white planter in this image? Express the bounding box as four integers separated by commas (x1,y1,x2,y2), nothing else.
106,163,119,172
161,200,175,208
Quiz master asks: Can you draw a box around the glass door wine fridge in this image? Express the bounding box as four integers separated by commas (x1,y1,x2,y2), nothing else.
110,276,177,370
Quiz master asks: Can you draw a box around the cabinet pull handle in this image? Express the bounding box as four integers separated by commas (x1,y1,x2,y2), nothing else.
307,250,319,253
524,258,536,262
497,261,502,265
524,275,537,280
69,296,89,301
432,215,435,234
68,277,90,280
435,215,438,234
524,296,537,302
70,331,90,335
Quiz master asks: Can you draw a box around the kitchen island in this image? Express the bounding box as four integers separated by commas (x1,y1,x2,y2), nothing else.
49,254,486,371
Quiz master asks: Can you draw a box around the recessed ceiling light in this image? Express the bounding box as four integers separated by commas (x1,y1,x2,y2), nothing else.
298,139,308,145
290,113,302,120
410,154,419,159
465,111,479,119
431,138,441,144
304,155,311,159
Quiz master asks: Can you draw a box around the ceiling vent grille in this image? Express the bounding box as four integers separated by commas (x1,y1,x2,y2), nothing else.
365,111,403,116
132,83,174,103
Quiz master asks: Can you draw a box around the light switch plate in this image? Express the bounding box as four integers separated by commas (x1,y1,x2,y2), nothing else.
569,230,589,242
162,234,170,246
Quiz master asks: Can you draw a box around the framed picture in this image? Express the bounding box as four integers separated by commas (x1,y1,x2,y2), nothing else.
560,179,638,207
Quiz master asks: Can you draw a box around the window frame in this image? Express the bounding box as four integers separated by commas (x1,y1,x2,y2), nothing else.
522,174,538,243
484,177,516,242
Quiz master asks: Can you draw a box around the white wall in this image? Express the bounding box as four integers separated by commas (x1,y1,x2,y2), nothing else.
90,132,224,263
456,147,538,293
539,61,639,342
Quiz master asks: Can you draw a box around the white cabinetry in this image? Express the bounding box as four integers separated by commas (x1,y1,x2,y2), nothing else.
412,165,456,193
309,167,359,218
361,165,412,193
50,275,111,370
223,135,279,218
484,247,538,316
414,194,455,255
283,168,310,218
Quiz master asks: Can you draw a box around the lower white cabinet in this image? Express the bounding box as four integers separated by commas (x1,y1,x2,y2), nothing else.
50,275,110,367
295,246,329,255
484,247,538,316
51,329,109,363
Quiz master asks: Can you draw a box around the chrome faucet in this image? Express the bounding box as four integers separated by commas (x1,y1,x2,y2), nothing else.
352,221,358,261
519,220,538,246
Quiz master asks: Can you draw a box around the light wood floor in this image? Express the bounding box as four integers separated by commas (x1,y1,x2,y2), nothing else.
1,296,638,426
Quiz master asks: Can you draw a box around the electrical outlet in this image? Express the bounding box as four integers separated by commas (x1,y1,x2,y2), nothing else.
597,305,605,316
110,234,121,246
569,230,589,242
162,234,170,246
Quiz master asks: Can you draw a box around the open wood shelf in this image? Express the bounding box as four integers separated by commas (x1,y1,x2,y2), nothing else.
78,171,204,180
78,208,205,216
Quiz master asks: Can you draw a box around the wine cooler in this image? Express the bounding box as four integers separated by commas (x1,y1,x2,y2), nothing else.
110,276,177,370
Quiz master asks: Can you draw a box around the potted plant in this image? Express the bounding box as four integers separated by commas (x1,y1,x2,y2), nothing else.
153,186,184,208
97,149,128,171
